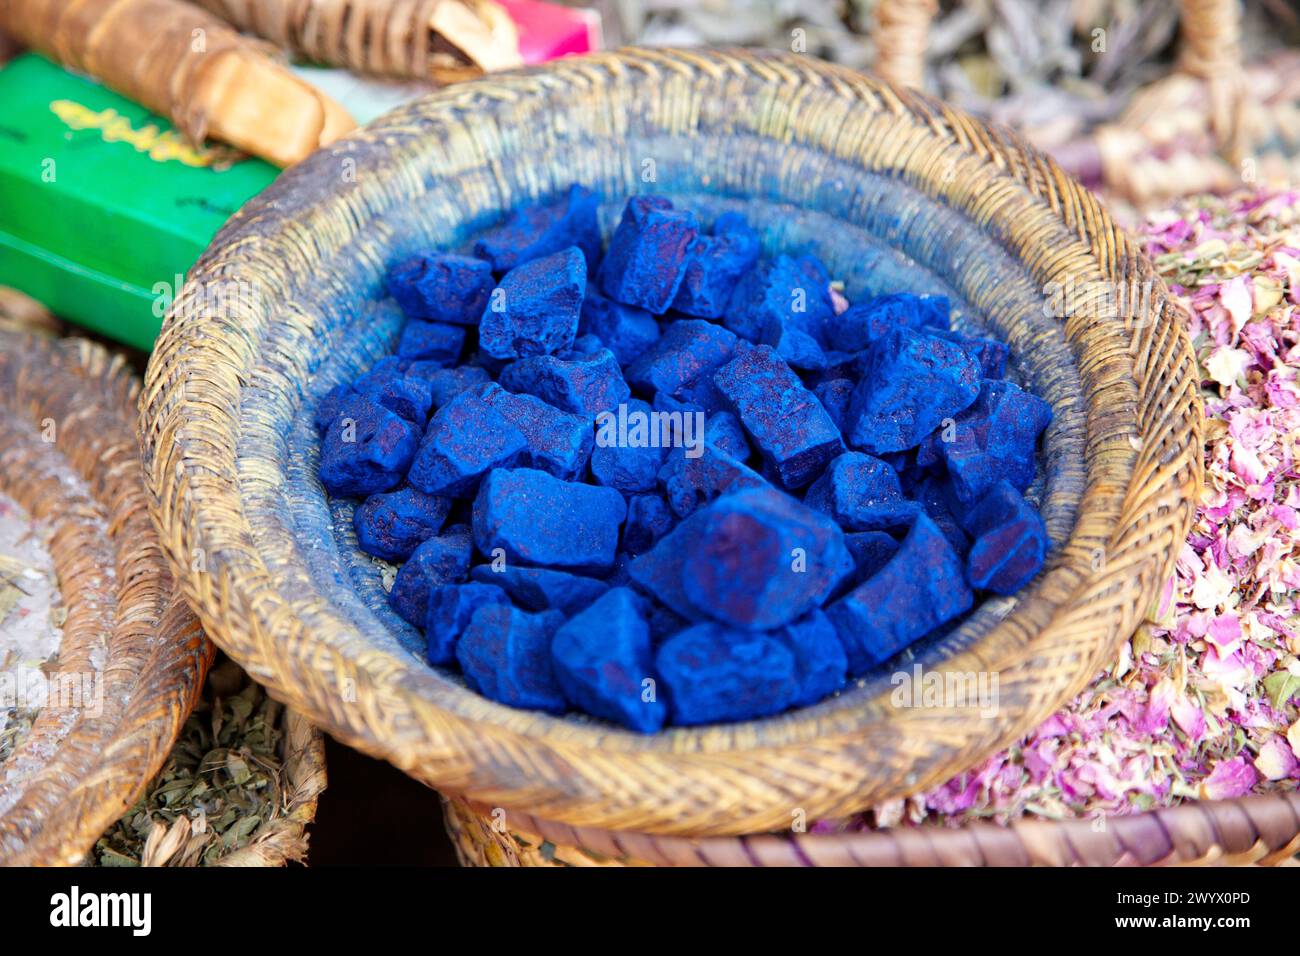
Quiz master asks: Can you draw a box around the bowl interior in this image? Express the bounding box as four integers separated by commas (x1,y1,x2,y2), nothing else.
265,130,1086,729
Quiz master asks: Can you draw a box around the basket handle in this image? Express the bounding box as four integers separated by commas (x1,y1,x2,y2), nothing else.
873,0,938,89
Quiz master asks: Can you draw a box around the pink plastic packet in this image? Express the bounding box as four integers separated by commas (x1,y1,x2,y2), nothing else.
497,0,602,63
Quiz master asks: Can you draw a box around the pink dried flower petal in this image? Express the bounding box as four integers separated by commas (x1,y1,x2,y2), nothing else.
1254,736,1298,781
828,286,849,315
1201,757,1257,800
1220,276,1253,334
1205,613,1243,654
1137,678,1176,734
1171,694,1207,741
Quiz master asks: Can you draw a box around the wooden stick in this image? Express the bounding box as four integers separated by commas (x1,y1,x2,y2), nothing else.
0,0,355,167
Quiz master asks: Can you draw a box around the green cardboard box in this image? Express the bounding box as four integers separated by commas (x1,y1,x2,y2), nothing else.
0,54,278,350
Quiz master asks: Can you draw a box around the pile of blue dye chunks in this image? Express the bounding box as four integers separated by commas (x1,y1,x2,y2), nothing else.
315,184,1052,732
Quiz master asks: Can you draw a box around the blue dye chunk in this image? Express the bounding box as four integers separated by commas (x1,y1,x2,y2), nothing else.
713,342,844,489
406,387,528,497
840,531,901,590
671,213,761,319
456,604,568,714
564,334,605,357
826,513,974,675
703,412,749,459
409,365,492,409
479,247,586,360
318,394,419,497
597,196,700,313
354,487,450,561
579,287,661,366
314,383,354,433
677,486,850,630
473,184,601,271
469,564,609,614
626,509,708,623
803,451,921,532
590,398,666,494
766,322,828,372
774,609,848,706
939,379,1053,504
724,254,834,346
473,467,626,571
845,327,982,454
655,623,800,725
924,326,1009,379
825,293,950,352
396,320,466,365
815,350,862,384
551,588,666,732
813,378,854,433
389,526,474,628
352,368,433,424
911,474,971,558
659,367,729,416
657,439,767,519
622,493,675,554
499,347,630,417
424,581,510,666
386,253,494,325
476,382,594,481
960,481,1049,595
626,317,738,396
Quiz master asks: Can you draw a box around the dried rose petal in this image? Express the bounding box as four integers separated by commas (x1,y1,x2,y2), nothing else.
1202,757,1258,800
1255,735,1299,781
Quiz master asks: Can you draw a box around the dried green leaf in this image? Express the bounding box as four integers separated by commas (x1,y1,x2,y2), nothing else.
1263,671,1300,711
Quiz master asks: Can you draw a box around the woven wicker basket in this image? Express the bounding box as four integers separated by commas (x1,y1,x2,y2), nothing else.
442,792,1300,867
0,327,213,866
140,48,1202,838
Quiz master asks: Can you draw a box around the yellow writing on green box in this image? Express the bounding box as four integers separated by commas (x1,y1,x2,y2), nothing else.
0,53,278,350
49,99,236,168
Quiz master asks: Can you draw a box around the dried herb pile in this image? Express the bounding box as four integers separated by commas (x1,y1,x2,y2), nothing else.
92,659,299,867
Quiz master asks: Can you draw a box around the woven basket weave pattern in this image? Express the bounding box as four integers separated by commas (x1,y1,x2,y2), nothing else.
0,331,213,866
140,49,1202,837
443,794,1300,867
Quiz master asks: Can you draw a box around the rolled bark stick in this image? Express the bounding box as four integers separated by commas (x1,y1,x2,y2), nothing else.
193,0,521,81
0,0,355,167
1177,0,1248,162
873,0,937,90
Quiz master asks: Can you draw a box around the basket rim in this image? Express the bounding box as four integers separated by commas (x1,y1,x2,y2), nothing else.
445,792,1300,867
0,328,214,866
139,47,1203,836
